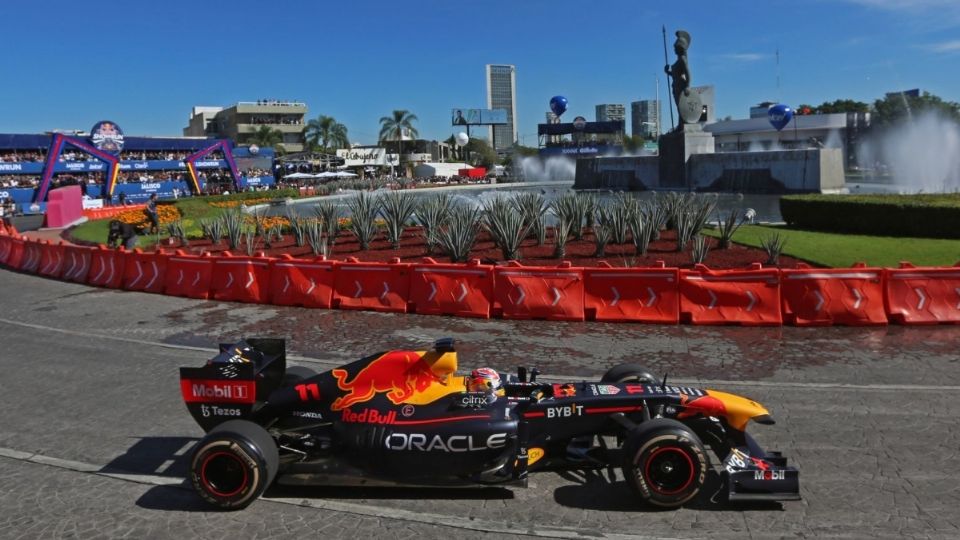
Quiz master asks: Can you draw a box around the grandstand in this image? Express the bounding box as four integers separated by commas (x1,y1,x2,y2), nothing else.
0,131,275,213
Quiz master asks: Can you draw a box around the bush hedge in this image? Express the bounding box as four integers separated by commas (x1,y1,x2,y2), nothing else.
780,194,960,238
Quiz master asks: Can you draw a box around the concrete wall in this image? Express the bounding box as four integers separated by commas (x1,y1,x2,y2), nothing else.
573,148,845,193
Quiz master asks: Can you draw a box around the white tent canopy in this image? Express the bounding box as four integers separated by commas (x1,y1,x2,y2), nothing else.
412,162,472,178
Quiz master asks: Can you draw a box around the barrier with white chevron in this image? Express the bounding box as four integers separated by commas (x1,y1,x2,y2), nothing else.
408,258,493,318
0,232,12,266
269,255,337,308
164,251,214,299
62,245,94,283
885,261,960,325
87,245,125,288
680,263,782,326
122,249,168,294
781,263,887,326
493,261,584,321
334,257,411,313
583,261,680,323
37,241,67,279
211,252,274,304
19,240,43,274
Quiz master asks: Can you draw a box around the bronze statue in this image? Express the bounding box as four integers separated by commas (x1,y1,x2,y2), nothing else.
664,29,703,127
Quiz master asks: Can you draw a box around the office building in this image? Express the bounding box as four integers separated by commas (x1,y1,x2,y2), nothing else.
750,101,777,119
630,100,659,138
183,100,308,152
595,104,626,123
486,64,518,151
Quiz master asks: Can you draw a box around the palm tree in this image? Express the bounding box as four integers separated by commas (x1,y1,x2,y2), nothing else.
304,115,349,151
249,126,284,149
379,110,418,172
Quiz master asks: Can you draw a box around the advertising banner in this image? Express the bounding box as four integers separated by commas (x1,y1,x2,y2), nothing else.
336,148,389,167
0,160,231,175
451,109,508,126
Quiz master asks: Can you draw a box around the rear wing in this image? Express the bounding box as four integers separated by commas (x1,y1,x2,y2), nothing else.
179,338,286,432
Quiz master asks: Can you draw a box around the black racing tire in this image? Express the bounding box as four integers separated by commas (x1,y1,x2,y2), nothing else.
601,363,659,384
622,418,708,508
283,365,318,386
190,420,279,510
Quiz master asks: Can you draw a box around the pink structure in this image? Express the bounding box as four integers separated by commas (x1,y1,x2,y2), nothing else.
44,185,84,228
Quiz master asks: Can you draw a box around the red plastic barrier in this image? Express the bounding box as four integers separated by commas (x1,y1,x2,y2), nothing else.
165,251,214,299
269,255,336,308
37,241,67,278
123,249,168,293
87,246,126,288
583,261,680,323
62,245,94,283
680,263,781,326
885,262,960,325
781,263,886,326
20,240,43,274
409,258,493,318
334,257,410,313
211,252,273,304
493,261,584,321
0,234,11,266
5,236,25,270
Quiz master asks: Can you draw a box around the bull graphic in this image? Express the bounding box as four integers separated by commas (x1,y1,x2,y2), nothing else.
330,351,438,411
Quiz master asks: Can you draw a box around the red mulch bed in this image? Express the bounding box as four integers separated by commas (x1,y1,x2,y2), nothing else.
154,227,804,270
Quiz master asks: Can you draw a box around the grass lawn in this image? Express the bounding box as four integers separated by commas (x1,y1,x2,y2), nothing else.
705,225,960,268
68,189,298,248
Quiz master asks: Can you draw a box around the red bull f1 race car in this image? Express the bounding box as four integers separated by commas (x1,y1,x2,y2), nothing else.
179,338,800,510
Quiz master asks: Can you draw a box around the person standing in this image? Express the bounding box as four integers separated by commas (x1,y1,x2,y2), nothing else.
144,193,159,234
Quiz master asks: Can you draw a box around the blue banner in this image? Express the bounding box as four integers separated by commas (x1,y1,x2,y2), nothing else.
538,145,623,156
2,176,275,206
0,159,231,175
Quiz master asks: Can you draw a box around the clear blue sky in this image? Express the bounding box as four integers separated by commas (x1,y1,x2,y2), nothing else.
1,0,958,145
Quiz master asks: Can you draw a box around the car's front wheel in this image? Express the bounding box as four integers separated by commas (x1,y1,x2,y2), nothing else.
601,363,659,384
190,420,279,510
622,418,708,508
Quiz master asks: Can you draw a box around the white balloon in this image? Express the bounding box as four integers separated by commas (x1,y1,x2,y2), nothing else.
455,132,469,146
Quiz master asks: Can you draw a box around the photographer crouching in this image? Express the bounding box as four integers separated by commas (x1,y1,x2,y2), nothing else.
106,219,144,250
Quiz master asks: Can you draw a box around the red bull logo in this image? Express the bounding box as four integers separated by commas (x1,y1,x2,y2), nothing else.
331,351,438,411
678,393,727,419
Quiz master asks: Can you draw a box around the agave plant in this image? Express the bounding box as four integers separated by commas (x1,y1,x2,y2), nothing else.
243,231,257,256
690,234,711,264
760,232,787,265
582,193,598,229
512,192,548,244
592,215,612,257
165,219,187,246
439,205,482,263
305,220,329,257
715,208,744,249
553,214,572,259
484,195,529,261
571,192,595,240
550,192,578,236
314,201,342,246
603,194,634,245
416,193,452,255
674,195,716,252
345,192,380,250
380,191,417,250
220,207,245,250
287,215,307,247
628,207,655,255
647,199,669,241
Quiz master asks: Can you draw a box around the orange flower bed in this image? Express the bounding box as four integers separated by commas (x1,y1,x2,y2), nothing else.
209,198,273,208
247,216,290,229
115,205,182,227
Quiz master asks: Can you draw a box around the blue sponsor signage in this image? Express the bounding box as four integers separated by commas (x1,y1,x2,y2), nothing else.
0,159,231,175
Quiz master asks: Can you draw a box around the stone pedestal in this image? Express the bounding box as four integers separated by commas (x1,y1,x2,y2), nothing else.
658,124,715,189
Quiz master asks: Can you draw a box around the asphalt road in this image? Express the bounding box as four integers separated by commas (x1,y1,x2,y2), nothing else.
1,269,959,539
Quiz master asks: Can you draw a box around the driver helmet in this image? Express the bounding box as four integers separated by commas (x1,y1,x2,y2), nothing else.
468,368,502,393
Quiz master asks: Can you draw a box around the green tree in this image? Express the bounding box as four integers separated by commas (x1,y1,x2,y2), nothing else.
248,126,284,149
304,115,349,151
464,137,497,169
379,110,419,169
815,99,870,114
872,91,960,128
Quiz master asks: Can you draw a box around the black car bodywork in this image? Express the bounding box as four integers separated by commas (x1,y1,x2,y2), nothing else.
180,338,799,509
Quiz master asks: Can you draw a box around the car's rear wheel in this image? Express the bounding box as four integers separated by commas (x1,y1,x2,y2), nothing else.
622,418,708,508
190,420,278,510
601,363,659,384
